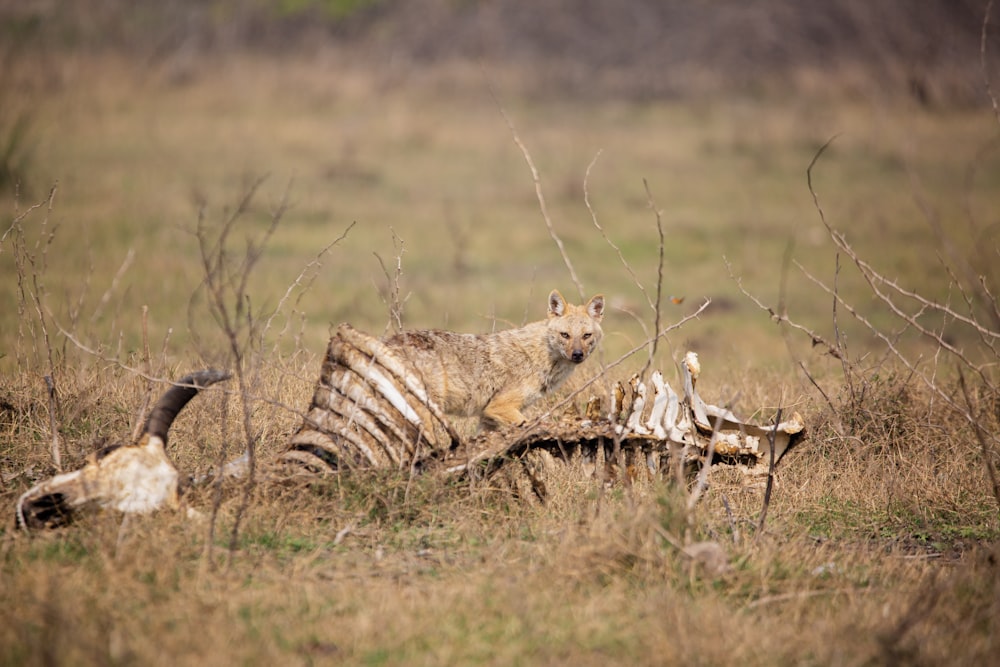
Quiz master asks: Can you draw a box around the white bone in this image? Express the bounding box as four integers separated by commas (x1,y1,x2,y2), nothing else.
645,370,669,439
626,379,650,434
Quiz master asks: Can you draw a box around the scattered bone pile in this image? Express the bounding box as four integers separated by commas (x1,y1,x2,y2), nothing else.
284,326,804,477
14,327,804,529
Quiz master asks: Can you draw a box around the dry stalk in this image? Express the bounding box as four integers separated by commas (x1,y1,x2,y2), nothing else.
958,369,1000,512
591,171,670,480
9,185,65,467
89,247,135,324
726,257,841,360
129,305,154,444
686,399,735,511
192,177,289,570
583,151,653,311
489,88,584,299
755,408,782,538
261,220,355,348
373,228,409,335
831,253,857,404
43,375,60,472
4,190,45,365
580,151,630,500
579,153,672,478
640,178,667,379
799,136,1000,504
203,380,233,571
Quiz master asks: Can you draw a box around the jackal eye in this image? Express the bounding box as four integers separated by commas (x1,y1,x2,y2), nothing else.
582,333,592,340
560,332,571,340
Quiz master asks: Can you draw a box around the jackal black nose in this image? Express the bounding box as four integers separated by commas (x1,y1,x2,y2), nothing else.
571,350,585,363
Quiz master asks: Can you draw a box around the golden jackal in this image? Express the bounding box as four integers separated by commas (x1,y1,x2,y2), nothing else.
385,290,604,429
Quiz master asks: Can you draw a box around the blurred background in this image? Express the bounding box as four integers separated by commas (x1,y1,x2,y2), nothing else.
2,0,993,102
0,0,996,101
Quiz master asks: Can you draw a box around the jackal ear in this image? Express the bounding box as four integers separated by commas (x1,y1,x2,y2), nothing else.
587,295,605,321
548,290,566,317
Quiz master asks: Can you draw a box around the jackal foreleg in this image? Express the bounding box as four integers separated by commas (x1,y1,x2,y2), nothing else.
482,389,529,429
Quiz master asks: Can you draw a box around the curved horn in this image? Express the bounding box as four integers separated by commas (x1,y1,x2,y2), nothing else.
143,369,230,445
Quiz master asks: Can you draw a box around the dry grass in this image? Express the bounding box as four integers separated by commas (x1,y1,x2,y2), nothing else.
1,52,999,665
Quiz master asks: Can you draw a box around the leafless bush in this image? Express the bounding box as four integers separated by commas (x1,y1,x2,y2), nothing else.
188,177,352,567
736,131,1000,516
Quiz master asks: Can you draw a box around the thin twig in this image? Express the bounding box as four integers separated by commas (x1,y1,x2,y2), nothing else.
206,384,230,572
687,398,738,510
755,408,782,538
804,139,1000,443
798,360,838,418
43,375,61,472
583,151,653,311
373,229,410,335
726,257,841,359
832,253,857,404
262,221,355,344
808,140,998,385
641,179,666,379
488,87,584,298
90,247,135,324
957,368,1000,512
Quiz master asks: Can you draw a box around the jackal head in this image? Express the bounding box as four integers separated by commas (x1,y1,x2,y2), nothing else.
547,290,605,364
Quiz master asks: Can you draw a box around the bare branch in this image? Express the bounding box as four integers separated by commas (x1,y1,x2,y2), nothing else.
726,257,842,359
641,179,666,378
806,136,998,392
43,375,61,472
796,261,972,419
262,220,355,343
583,151,654,311
373,228,410,335
958,368,1000,512
90,247,135,324
489,88,584,298
755,408,782,538
687,395,739,510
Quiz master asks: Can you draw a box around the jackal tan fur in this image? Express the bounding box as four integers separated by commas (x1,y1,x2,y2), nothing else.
385,290,604,429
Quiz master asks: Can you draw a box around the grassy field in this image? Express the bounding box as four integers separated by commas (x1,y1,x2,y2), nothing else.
2,52,1000,665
